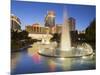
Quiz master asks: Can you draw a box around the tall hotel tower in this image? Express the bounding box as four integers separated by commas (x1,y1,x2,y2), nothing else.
45,11,55,27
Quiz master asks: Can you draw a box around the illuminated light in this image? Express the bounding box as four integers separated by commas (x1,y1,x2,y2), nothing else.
82,56,87,59
93,52,95,55
59,58,65,60
38,50,42,53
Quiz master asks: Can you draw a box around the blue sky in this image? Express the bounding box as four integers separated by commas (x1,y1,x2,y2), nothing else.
11,0,96,31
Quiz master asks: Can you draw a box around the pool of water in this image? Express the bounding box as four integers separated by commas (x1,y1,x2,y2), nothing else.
11,43,95,75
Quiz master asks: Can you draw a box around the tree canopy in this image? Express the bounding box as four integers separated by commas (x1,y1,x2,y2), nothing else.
85,19,96,42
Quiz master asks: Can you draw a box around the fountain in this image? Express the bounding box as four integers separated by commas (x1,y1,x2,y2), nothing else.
38,7,93,58
60,8,71,51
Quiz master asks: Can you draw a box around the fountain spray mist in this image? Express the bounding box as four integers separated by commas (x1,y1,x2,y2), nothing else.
60,7,71,51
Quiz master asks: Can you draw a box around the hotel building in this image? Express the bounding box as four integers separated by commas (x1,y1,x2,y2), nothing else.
45,11,55,27
11,14,21,32
25,23,49,34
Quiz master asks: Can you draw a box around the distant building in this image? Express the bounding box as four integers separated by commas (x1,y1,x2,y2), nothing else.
78,30,86,41
56,24,62,33
25,25,33,32
32,23,41,33
70,30,78,46
68,17,76,31
25,23,53,42
25,23,49,34
56,18,76,33
78,30,86,34
45,11,55,27
49,26,56,34
11,14,21,32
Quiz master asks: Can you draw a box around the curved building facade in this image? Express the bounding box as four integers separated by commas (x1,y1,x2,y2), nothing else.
11,14,21,32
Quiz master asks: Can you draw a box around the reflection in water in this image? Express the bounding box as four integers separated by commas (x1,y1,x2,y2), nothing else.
60,58,72,71
49,58,73,71
28,44,41,64
11,52,21,70
32,49,41,64
47,59,56,72
11,43,95,74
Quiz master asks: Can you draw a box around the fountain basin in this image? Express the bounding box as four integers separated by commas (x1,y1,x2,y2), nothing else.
38,43,94,58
